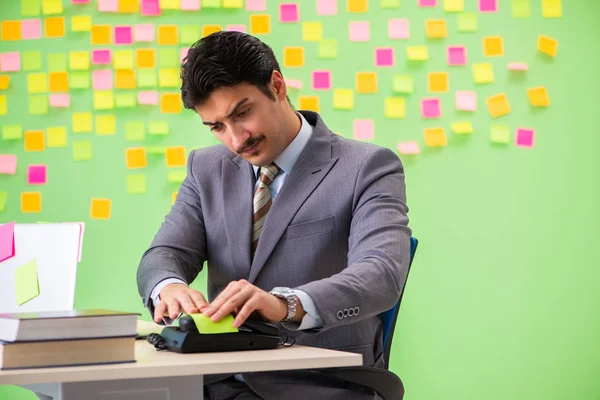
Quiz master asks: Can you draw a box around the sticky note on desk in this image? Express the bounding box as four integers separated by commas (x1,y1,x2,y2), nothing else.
0,221,16,262
15,259,40,305
188,313,239,334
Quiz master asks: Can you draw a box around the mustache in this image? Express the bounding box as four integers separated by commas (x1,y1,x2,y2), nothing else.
237,136,264,154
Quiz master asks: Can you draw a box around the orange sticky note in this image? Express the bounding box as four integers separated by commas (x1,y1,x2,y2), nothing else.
21,192,42,213
172,192,178,204
118,0,140,12
202,25,222,38
126,147,147,169
298,96,320,112
115,69,136,89
486,93,511,117
250,14,271,35
347,0,368,12
424,127,448,147
158,25,178,45
428,72,449,93
483,36,504,57
527,87,550,106
165,146,186,168
356,72,377,93
49,72,69,92
0,76,9,90
160,93,181,114
45,17,65,38
283,47,304,67
24,130,45,152
136,49,156,68
538,35,558,57
90,198,111,220
425,20,448,38
1,21,21,41
91,25,111,45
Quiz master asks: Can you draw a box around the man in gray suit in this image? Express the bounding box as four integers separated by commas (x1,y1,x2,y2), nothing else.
137,31,411,400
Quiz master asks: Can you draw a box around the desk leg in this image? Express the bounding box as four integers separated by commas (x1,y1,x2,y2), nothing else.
23,375,204,400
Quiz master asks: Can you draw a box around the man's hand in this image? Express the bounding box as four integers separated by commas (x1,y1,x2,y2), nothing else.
154,283,208,323
202,279,304,327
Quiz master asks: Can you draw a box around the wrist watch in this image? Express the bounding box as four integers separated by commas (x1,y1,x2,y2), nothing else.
269,287,297,322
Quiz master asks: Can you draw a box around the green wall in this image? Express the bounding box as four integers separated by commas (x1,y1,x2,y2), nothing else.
1,0,599,399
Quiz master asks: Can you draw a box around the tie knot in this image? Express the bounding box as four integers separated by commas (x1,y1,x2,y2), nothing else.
258,162,280,186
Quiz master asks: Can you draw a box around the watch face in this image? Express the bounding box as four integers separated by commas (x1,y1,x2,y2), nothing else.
272,287,293,296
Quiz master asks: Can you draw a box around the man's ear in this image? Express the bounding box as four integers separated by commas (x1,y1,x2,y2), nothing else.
271,70,287,101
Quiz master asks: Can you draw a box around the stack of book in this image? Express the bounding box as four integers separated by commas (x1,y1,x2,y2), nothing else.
0,309,139,370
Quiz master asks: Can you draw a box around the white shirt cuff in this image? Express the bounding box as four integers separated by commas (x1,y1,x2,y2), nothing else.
291,289,323,330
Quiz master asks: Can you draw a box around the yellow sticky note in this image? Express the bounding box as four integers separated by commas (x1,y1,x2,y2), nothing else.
472,63,494,83
444,0,464,12
333,89,354,110
483,36,504,57
542,0,561,18
428,72,449,93
160,0,181,9
165,146,186,168
91,25,111,45
356,72,377,93
15,259,40,305
94,91,115,110
115,69,136,89
0,76,10,90
486,93,511,118
90,198,111,220
126,147,147,169
250,14,271,35
202,25,222,38
223,0,243,7
159,68,180,88
21,192,42,213
527,87,550,106
45,17,65,38
72,113,93,133
71,15,92,32
385,97,406,119
406,46,429,61
172,192,178,204
188,313,239,334
451,121,473,134
283,47,304,67
28,73,48,94
113,50,134,69
69,51,90,71
0,95,6,115
47,126,67,147
73,140,93,161
96,115,116,135
49,72,69,92
298,96,320,112
424,128,447,147
119,0,139,12
1,21,21,41
347,0,368,12
136,49,156,69
25,130,45,152
42,0,63,15
302,22,323,42
425,20,448,38
538,35,558,57
161,93,181,114
158,25,178,45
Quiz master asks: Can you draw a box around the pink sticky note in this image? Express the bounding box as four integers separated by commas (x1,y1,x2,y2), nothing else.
316,0,337,15
349,21,370,42
226,24,247,32
508,62,528,71
312,71,331,90
114,26,133,45
92,49,111,65
375,48,394,67
92,69,113,90
419,0,437,7
353,119,374,141
180,0,200,10
72,0,91,3
396,141,420,155
27,165,47,185
479,0,497,12
388,19,409,39
447,46,467,66
180,48,189,62
0,221,16,263
98,0,118,12
285,79,302,89
280,3,299,22
0,52,21,72
0,154,17,174
134,24,155,42
138,91,159,105
421,98,442,118
49,94,70,108
455,91,477,111
141,0,161,16
516,128,534,147
246,0,266,11
22,19,42,40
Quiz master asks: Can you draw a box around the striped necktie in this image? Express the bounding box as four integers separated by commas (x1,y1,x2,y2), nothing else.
251,162,281,258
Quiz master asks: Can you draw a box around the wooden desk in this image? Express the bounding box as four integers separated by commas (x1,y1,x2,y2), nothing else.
0,320,362,400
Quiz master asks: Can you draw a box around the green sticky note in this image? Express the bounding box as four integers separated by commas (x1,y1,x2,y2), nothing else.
458,12,477,32
73,140,93,161
21,0,41,16
181,25,200,44
512,0,531,18
125,121,146,142
159,48,179,68
29,95,49,115
116,93,136,108
147,146,166,154
167,170,187,183
138,70,157,88
15,259,40,306
380,0,400,8
490,125,511,144
393,74,414,94
149,121,169,135
48,53,67,72
187,313,239,334
202,0,221,7
0,191,7,212
318,39,337,59
23,51,43,71
2,125,23,140
127,174,147,195
70,71,90,89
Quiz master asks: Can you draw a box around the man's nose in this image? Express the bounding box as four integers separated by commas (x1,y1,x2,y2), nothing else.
230,126,251,151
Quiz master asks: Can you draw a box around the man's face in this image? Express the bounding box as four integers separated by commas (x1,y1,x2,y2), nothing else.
195,76,291,167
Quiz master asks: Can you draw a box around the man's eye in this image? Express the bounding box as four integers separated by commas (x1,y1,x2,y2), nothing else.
211,124,223,132
238,108,250,118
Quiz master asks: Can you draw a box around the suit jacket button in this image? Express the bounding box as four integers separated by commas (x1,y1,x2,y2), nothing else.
354,307,359,315
348,308,355,316
343,309,349,318
337,311,344,320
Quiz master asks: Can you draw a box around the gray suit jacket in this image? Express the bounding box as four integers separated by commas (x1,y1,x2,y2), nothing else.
137,110,411,399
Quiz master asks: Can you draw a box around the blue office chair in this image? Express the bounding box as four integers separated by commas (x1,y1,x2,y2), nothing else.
320,237,419,400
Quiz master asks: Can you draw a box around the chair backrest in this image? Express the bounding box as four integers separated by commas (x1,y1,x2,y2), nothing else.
379,236,418,369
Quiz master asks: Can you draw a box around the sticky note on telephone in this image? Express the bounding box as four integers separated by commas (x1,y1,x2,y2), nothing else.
188,313,239,334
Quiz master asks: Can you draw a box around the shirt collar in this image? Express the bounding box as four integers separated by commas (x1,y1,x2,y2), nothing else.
252,112,313,179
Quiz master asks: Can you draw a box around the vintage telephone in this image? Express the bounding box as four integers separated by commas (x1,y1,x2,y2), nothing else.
147,314,291,353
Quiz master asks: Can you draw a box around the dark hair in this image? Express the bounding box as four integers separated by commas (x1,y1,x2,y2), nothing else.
180,31,288,110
